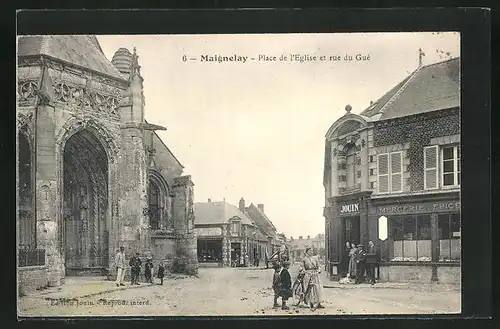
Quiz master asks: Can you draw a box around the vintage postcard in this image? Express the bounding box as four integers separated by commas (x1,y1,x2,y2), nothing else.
17,32,461,317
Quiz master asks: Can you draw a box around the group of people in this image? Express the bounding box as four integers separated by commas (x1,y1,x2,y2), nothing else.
340,240,378,284
271,247,324,311
114,246,166,287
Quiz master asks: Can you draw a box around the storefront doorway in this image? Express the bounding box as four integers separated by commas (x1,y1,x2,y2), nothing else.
231,242,241,267
342,216,361,246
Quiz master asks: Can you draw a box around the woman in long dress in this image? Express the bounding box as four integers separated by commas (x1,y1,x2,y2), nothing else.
301,247,325,310
348,243,357,280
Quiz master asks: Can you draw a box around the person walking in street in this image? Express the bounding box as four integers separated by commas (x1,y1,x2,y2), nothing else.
244,253,249,267
114,246,126,287
144,256,154,284
129,252,142,285
301,247,325,310
271,261,282,308
279,261,293,310
355,244,367,284
366,240,378,285
157,261,165,285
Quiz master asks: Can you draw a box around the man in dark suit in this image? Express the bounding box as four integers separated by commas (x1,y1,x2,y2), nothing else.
355,244,366,284
365,240,378,285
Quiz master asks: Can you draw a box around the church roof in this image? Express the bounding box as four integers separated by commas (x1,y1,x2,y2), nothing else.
17,35,126,81
194,201,254,226
360,57,460,120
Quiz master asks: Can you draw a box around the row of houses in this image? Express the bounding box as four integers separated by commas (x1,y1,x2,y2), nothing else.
323,57,460,284
288,234,326,262
194,198,285,267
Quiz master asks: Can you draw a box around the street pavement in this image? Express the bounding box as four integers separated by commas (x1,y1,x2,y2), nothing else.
18,264,460,317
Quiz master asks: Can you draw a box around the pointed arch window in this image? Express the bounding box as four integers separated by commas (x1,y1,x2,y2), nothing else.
148,170,172,230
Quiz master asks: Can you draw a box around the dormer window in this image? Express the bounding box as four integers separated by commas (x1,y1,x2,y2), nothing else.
230,218,241,235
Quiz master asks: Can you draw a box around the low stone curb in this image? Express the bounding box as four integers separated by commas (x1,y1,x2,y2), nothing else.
323,283,460,291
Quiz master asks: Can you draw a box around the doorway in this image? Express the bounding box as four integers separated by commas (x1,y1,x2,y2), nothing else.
231,242,241,267
342,216,361,246
63,129,109,276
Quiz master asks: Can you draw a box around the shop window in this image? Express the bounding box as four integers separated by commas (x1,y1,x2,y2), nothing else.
390,215,432,262
438,213,461,262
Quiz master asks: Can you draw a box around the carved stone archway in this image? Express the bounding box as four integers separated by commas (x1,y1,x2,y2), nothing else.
55,116,120,276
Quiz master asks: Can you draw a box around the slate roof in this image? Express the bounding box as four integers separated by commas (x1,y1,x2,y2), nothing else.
245,203,277,237
194,201,254,226
17,35,126,81
359,57,460,120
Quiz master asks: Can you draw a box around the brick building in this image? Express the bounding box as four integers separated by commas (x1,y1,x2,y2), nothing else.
194,198,281,267
16,36,198,294
323,58,460,283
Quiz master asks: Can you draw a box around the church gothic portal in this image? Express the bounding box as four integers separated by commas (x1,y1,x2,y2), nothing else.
63,129,109,275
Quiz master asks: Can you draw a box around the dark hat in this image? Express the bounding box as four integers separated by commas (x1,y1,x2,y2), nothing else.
357,244,364,248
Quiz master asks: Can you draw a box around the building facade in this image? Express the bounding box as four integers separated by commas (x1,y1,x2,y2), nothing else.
17,36,198,294
289,234,325,262
323,58,460,284
194,198,281,267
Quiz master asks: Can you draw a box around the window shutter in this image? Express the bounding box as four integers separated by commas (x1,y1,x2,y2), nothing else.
378,154,389,193
390,152,403,192
424,145,439,189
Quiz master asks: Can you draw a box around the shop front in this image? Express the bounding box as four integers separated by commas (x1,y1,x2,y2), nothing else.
369,192,460,284
325,191,371,280
197,238,223,266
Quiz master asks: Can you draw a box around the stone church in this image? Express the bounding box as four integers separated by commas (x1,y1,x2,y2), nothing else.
17,35,197,293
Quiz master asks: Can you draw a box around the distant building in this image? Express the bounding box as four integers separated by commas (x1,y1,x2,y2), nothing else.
323,58,460,283
194,198,281,267
289,234,325,261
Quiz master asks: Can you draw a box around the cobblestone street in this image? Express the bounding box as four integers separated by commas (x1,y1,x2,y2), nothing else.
18,265,460,317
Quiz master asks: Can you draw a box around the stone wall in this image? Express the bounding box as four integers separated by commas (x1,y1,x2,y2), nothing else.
437,265,461,284
172,176,198,275
18,266,49,296
379,264,460,284
373,108,460,191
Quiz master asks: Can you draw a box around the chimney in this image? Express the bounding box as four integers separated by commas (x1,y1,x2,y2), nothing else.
299,236,303,240
290,236,293,240
239,198,245,212
307,235,310,239
208,198,211,203
258,204,264,213
370,100,373,105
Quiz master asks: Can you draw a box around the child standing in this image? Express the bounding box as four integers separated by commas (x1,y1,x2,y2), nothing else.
144,257,154,284
157,261,165,285
272,261,282,308
280,261,293,310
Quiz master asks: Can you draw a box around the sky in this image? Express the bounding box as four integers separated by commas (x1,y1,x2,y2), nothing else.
97,32,459,239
